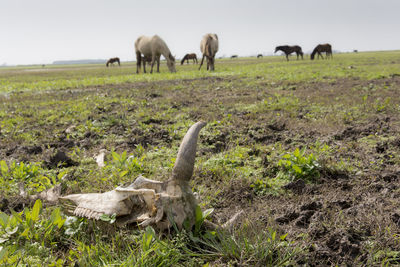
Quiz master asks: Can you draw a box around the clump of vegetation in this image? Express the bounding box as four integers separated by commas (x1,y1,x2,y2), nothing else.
104,151,145,185
251,146,325,196
0,160,65,196
276,148,320,183
0,200,66,265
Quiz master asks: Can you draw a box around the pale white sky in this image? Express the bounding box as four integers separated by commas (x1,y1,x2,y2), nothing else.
0,0,399,65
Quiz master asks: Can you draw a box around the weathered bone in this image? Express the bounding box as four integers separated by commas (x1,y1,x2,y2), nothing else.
172,121,206,181
95,149,107,168
19,183,61,203
60,121,207,230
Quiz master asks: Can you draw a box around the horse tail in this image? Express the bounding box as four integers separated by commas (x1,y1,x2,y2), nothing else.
206,36,213,57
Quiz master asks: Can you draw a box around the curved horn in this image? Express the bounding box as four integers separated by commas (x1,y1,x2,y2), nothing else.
172,121,206,181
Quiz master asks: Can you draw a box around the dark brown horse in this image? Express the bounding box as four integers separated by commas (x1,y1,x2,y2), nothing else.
274,45,303,61
257,54,263,58
181,53,198,65
106,57,120,67
310,44,332,60
139,56,154,72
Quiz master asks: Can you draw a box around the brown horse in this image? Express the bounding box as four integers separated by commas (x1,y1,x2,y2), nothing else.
140,56,153,72
181,53,198,65
106,57,120,67
199,33,219,71
274,45,303,61
257,54,263,58
310,44,332,60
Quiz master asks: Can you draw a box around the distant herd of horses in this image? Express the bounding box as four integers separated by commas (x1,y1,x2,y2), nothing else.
105,34,332,73
274,44,332,61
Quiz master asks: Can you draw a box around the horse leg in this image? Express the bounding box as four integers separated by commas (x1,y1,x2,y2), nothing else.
206,57,210,71
210,57,215,71
199,55,206,70
157,57,160,73
286,54,289,61
150,55,156,74
136,52,142,74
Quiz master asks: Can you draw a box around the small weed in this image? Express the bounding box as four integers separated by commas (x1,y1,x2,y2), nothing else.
103,151,145,185
250,179,270,196
277,148,320,183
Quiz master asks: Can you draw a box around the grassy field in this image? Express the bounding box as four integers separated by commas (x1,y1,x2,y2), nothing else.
1,51,400,266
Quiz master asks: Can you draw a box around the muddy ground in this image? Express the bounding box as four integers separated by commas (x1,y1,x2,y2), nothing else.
1,74,400,265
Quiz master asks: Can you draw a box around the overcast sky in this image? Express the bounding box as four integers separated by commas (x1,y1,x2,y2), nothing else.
1,0,399,65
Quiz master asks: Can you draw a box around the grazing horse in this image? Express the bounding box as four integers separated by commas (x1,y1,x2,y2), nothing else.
199,33,219,71
257,54,263,58
274,45,303,61
181,53,198,65
230,55,238,59
135,35,176,74
310,44,332,60
106,57,120,67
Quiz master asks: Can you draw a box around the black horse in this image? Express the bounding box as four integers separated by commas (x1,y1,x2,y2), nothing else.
274,45,304,61
180,53,198,65
310,44,332,60
140,56,154,72
106,57,120,67
257,54,263,58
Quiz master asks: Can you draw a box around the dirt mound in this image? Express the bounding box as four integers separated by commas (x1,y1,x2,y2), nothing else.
45,150,78,169
334,116,391,140
0,195,32,213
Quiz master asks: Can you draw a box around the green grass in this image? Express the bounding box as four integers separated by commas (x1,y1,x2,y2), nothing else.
1,51,400,93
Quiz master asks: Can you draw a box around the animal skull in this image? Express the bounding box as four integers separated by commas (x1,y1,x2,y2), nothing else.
60,121,206,230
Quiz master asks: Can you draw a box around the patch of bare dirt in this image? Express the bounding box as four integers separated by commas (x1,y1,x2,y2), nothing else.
0,195,32,213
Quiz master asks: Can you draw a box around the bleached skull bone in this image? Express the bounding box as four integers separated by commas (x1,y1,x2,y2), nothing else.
60,121,206,230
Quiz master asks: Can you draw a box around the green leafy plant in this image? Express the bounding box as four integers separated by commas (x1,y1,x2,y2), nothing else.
0,199,66,265
250,178,270,196
194,205,214,236
277,148,321,182
103,151,146,185
0,160,58,195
